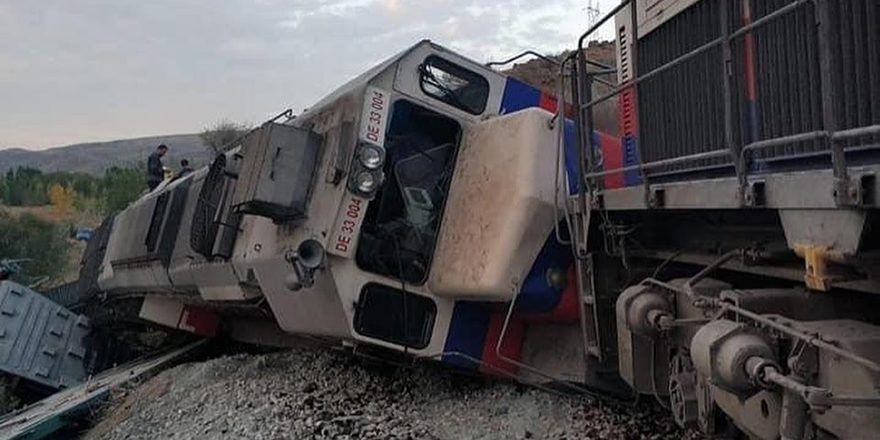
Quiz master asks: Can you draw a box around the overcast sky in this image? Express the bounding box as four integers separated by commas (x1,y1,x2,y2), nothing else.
1,0,617,150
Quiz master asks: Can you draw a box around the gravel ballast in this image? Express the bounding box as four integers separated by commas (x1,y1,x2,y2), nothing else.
84,345,700,440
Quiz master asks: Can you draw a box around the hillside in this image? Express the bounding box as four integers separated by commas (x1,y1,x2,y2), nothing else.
0,134,211,175
504,41,619,135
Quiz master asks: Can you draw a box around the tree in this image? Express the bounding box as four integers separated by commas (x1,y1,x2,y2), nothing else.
0,211,67,284
200,120,250,154
101,166,144,213
1,167,48,206
47,182,75,218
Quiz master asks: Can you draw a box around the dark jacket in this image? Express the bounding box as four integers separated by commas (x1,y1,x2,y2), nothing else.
147,152,164,183
174,166,194,180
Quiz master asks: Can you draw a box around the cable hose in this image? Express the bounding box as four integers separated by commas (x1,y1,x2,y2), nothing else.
649,337,671,410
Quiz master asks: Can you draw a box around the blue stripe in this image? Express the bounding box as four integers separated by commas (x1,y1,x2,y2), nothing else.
517,229,573,313
442,301,492,368
500,77,541,114
622,135,641,186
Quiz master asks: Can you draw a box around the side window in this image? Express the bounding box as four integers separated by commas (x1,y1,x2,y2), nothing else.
353,283,436,349
418,55,489,115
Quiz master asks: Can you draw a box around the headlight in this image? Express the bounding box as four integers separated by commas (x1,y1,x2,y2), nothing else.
358,144,384,170
355,171,378,193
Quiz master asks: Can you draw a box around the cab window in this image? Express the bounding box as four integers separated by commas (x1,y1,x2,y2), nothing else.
418,55,489,115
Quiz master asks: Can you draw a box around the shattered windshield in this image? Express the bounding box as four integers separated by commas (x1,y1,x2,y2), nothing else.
418,55,489,115
356,100,461,284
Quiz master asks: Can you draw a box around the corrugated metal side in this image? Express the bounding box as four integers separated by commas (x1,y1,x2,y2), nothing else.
0,281,91,389
632,0,879,179
833,0,880,142
40,282,80,308
638,0,724,174
749,0,823,160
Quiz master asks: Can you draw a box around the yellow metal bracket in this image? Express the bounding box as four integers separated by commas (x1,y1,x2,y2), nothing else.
794,245,831,291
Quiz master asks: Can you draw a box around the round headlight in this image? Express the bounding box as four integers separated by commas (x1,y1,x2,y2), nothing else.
355,171,377,193
358,145,384,170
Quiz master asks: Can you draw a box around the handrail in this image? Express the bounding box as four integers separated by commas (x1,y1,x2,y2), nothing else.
486,50,559,68
585,149,734,179
584,124,880,184
737,125,880,175
216,108,294,154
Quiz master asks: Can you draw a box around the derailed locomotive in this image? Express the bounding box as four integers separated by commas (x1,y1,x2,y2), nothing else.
79,0,880,438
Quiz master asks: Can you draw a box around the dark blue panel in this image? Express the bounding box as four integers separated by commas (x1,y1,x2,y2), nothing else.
622,135,641,186
516,230,574,313
745,99,759,144
500,77,541,114
442,301,492,369
563,120,578,194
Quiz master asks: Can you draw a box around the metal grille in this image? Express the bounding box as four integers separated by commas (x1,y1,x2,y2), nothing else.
747,0,824,161
575,0,880,189
832,0,880,137
637,0,726,175
640,0,880,171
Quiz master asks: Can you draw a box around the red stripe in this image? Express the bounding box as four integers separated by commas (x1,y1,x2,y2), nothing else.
601,131,625,189
538,93,557,113
742,1,757,100
478,311,525,376
181,305,220,337
538,92,577,118
619,88,638,136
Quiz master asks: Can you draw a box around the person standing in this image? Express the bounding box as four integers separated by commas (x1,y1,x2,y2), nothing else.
174,159,194,179
146,144,168,190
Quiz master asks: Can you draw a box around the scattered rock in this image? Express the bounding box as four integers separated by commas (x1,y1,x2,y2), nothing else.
84,345,699,440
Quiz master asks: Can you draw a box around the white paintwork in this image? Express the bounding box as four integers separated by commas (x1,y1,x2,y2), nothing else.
101,40,521,358
139,296,184,329
358,86,391,149
240,41,511,353
392,41,506,122
429,108,560,299
636,0,701,38
615,4,634,83
328,85,391,258
327,256,454,356
251,255,351,338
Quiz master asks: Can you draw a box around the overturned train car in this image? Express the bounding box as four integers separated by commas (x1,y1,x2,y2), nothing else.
80,40,587,377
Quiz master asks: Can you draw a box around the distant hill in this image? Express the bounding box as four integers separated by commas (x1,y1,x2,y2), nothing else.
0,134,212,175
504,41,619,135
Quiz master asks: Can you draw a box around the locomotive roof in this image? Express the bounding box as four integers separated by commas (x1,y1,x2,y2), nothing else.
296,40,493,121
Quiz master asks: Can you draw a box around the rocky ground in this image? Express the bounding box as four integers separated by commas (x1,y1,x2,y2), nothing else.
83,344,700,440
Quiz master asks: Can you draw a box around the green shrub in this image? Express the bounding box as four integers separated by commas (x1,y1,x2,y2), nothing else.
0,211,68,284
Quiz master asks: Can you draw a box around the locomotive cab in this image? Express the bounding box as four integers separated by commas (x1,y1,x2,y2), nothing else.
90,40,585,380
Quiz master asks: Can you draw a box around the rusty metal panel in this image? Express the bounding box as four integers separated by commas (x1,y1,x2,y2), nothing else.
0,281,91,390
